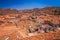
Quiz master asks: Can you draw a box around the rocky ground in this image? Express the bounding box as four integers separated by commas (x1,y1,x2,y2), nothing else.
0,7,60,40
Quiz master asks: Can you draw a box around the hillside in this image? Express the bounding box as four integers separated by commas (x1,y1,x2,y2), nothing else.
0,7,60,40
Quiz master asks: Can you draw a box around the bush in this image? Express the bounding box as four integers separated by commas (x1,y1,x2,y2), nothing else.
0,21,4,25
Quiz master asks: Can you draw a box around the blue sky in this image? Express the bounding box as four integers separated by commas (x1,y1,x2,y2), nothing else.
0,0,60,10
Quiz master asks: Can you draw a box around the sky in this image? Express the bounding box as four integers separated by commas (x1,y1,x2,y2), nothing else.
0,0,60,10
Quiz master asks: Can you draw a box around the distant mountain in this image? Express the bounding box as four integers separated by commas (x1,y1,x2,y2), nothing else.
42,6,60,15
0,8,18,15
0,6,60,15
